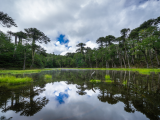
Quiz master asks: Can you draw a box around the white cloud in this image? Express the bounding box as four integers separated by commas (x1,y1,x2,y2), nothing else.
0,0,160,54
85,41,98,49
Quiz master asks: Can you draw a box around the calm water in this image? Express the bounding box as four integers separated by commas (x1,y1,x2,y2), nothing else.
0,70,160,120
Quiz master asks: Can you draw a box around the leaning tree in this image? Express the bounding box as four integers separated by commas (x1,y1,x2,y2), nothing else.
24,28,50,68
0,11,17,28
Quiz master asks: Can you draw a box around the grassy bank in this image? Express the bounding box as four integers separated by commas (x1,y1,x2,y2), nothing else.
59,68,160,75
0,68,55,74
0,75,33,84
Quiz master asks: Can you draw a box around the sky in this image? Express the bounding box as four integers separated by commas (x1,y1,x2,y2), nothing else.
0,0,160,55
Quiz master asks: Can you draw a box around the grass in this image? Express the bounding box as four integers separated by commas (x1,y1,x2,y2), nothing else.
45,74,52,79
59,68,160,75
90,79,101,83
0,75,33,84
105,75,110,80
123,81,127,85
105,80,113,83
0,68,55,74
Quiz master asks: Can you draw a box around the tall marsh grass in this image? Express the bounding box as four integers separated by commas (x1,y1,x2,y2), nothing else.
105,75,110,80
0,75,33,84
90,79,101,83
45,74,52,79
0,68,55,74
59,68,160,75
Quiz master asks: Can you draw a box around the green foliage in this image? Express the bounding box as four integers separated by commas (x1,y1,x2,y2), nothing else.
0,68,54,74
90,79,101,83
105,80,113,83
59,68,160,75
105,75,110,80
0,11,17,28
0,75,33,84
45,74,52,79
123,81,127,85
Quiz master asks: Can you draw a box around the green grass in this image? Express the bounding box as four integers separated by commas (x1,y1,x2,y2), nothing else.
123,81,127,85
90,79,101,83
59,68,160,75
45,74,52,79
0,68,55,74
105,75,110,80
0,75,33,84
105,80,113,83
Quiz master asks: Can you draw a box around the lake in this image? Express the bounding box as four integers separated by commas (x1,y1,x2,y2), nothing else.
0,69,160,120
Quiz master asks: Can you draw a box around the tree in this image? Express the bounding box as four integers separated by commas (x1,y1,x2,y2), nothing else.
0,11,17,28
104,35,116,46
24,28,50,68
76,43,86,54
120,28,131,68
96,37,105,48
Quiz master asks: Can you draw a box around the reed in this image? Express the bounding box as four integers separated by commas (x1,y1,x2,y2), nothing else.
0,75,33,84
123,81,127,85
90,79,101,83
45,74,52,79
0,68,55,74
59,68,160,75
105,80,113,83
105,75,110,80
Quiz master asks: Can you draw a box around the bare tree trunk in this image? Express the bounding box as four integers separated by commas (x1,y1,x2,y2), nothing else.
155,50,160,67
122,56,126,68
126,51,130,68
15,35,17,45
149,50,154,68
23,49,26,70
142,51,149,68
89,56,92,68
96,59,97,68
30,49,35,68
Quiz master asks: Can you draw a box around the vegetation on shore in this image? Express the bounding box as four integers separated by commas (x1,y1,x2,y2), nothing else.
90,79,101,83
0,68,55,74
45,74,52,79
59,68,160,75
0,11,160,70
0,75,33,84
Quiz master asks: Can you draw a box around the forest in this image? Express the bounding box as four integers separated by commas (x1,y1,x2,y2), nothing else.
0,11,160,69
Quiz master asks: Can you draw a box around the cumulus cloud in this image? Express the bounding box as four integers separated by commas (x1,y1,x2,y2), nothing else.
0,0,160,54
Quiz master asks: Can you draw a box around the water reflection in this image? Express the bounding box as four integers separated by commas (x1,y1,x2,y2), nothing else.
0,70,160,120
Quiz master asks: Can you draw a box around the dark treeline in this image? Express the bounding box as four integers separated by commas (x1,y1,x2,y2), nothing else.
0,11,160,69
47,16,160,68
0,11,50,69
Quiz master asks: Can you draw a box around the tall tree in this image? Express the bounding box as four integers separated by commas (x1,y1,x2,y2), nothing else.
0,11,17,28
104,35,116,46
76,43,86,54
96,37,105,48
24,28,50,68
120,28,130,68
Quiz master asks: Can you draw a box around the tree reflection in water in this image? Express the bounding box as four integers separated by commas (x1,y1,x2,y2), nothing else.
0,79,49,117
0,70,160,120
52,70,160,120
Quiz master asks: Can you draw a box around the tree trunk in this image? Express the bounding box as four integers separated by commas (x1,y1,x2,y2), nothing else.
23,49,26,70
142,50,149,68
15,35,17,45
89,56,92,68
149,50,154,68
155,50,160,67
106,61,108,68
122,56,126,68
126,51,130,68
30,49,35,68
96,59,97,68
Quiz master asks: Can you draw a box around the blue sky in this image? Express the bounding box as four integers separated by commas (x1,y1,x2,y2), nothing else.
0,0,160,55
